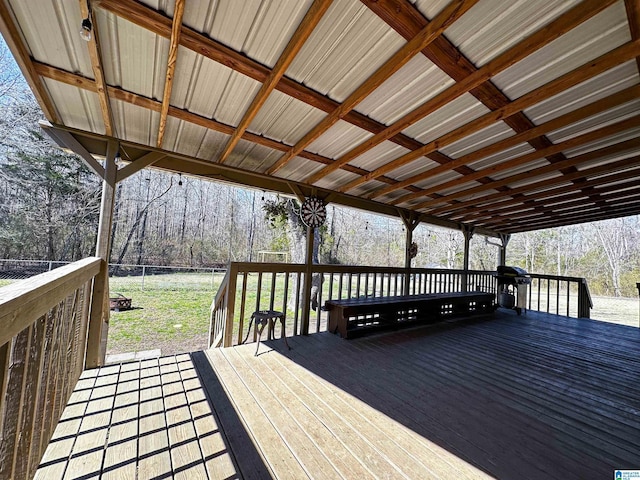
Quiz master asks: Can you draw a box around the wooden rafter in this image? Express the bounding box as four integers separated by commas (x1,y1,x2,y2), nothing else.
219,0,333,165
79,0,114,136
156,0,185,148
0,2,59,122
32,62,427,192
425,139,640,216
94,0,431,162
498,203,640,233
351,42,640,199
302,0,616,186
624,0,640,74
408,116,640,211
388,84,640,206
357,0,567,186
265,0,480,175
454,180,640,224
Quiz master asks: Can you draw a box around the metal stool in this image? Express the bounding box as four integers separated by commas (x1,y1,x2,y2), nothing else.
243,310,291,356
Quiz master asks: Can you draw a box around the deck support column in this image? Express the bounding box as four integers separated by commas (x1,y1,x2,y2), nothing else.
301,225,315,335
462,226,475,292
400,211,420,296
86,140,119,368
499,233,511,267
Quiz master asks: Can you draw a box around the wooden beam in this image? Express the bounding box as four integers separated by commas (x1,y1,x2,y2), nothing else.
156,0,185,148
498,202,640,232
95,0,432,163
361,0,588,192
409,115,640,210
302,0,617,185
32,62,424,189
79,0,115,136
266,0,480,174
219,0,333,165
116,151,166,182
388,83,640,205
479,187,640,229
428,142,640,217
85,140,118,369
339,39,640,195
39,121,106,180
0,3,59,122
459,170,640,225
625,0,640,73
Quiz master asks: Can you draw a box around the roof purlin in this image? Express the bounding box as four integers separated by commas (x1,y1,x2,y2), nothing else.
217,0,333,165
357,0,579,193
31,61,422,192
426,139,640,216
410,116,640,209
303,0,617,185
388,83,640,206
94,0,443,165
265,0,480,175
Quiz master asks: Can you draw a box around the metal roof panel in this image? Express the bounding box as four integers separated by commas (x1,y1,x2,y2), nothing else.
348,142,410,171
307,120,372,159
492,2,630,100
524,61,640,125
547,100,640,144
440,122,516,158
355,56,454,126
248,90,327,145
286,0,404,102
8,0,93,77
42,78,104,134
441,0,581,67
402,94,490,144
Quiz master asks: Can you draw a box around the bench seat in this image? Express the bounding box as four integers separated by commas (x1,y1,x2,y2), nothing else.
325,291,495,338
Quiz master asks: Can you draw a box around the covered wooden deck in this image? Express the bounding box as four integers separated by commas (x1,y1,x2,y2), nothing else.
37,309,640,479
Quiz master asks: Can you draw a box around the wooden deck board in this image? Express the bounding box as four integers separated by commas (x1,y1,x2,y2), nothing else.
37,310,640,479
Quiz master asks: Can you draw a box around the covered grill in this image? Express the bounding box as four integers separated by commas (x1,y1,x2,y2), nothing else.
496,266,531,315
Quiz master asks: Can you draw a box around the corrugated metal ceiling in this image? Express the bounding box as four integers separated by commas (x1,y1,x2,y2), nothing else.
1,0,638,235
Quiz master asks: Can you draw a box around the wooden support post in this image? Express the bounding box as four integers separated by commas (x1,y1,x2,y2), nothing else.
400,211,420,296
85,140,118,368
462,226,475,292
301,225,315,335
499,233,511,267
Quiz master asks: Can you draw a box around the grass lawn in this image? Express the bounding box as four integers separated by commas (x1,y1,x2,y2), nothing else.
106,273,225,356
106,287,213,356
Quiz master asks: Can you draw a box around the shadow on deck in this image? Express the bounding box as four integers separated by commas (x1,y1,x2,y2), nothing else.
38,309,640,479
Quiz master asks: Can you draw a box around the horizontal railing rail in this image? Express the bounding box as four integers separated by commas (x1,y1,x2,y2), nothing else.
209,263,499,348
0,257,101,480
526,273,593,319
209,263,595,348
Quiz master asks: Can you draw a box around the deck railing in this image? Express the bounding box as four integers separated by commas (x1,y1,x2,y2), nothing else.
527,273,593,318
0,257,101,480
209,263,498,348
209,263,595,348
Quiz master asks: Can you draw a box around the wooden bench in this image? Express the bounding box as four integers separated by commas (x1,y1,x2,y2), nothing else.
325,291,495,339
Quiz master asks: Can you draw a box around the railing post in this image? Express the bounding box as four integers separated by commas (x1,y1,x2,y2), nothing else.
223,263,238,347
301,226,315,335
462,226,474,292
578,279,592,319
86,140,118,369
636,283,640,327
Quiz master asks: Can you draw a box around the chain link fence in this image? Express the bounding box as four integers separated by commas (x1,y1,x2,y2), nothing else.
0,259,226,292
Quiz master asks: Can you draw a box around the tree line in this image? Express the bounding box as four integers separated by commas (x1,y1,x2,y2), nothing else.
1,39,638,297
